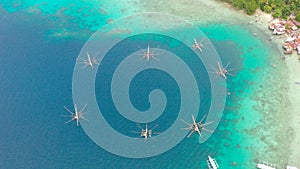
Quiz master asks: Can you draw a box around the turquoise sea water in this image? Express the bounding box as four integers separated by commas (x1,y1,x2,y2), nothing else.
0,1,287,169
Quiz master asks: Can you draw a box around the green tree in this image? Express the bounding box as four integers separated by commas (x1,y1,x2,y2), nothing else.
264,5,273,13
232,0,244,10
272,8,282,18
258,0,268,10
244,1,258,15
270,2,277,10
296,13,300,22
291,2,296,11
217,0,298,19
274,0,284,6
282,6,291,19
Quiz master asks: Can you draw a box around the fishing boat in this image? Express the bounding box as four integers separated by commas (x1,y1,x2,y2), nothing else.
207,156,219,169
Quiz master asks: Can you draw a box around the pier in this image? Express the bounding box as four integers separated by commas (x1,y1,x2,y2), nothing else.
256,162,276,169
256,162,299,169
286,166,298,169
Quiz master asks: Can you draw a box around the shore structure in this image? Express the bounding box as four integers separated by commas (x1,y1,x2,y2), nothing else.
269,20,298,35
282,33,300,55
268,15,300,56
256,162,276,169
286,166,299,169
256,162,299,169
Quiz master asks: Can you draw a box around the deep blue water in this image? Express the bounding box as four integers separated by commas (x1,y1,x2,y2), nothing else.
0,8,91,168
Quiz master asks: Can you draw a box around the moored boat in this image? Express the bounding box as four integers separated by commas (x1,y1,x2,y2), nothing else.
207,156,219,169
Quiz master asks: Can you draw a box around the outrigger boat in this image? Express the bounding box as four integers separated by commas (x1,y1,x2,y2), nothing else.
207,156,219,169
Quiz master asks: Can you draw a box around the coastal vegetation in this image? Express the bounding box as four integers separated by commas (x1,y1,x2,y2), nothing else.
220,0,300,21
296,13,300,21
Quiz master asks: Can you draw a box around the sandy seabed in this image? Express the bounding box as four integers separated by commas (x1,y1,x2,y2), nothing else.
252,8,300,167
